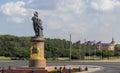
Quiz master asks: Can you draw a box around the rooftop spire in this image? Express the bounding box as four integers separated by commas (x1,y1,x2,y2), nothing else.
111,37,115,44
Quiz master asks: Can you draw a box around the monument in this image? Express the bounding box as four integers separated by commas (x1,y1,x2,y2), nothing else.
29,11,46,68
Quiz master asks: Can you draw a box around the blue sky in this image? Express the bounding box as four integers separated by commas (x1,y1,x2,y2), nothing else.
0,0,120,43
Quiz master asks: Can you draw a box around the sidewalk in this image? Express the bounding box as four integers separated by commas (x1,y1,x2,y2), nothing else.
75,66,103,73
46,65,103,73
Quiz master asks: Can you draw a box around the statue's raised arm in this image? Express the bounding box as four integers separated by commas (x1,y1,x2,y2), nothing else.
32,11,43,37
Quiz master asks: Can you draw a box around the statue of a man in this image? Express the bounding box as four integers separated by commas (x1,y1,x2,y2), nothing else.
32,11,43,37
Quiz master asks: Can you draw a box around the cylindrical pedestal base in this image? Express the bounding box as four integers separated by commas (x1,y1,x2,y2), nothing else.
29,37,46,68
29,59,46,68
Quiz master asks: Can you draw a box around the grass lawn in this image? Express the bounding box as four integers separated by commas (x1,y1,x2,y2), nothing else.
47,57,69,61
85,56,120,60
0,56,11,60
85,56,101,60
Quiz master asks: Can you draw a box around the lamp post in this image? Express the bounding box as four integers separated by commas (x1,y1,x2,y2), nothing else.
70,34,72,61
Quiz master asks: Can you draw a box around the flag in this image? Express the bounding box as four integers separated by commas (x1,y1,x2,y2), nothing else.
74,40,80,44
85,41,92,45
85,40,96,46
96,41,101,45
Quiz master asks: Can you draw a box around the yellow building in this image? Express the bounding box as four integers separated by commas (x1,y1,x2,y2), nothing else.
97,37,115,51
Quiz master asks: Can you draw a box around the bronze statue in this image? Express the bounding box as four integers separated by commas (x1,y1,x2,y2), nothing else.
32,11,43,37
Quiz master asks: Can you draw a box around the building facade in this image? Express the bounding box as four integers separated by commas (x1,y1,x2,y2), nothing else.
97,37,115,51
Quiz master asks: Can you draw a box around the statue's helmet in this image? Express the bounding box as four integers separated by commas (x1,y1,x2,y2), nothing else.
34,11,38,16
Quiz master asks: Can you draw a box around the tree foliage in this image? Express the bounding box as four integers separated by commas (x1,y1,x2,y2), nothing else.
0,35,30,60
0,35,119,60
0,35,76,60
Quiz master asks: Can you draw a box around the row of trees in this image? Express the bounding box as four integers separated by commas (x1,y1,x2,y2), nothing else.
0,35,120,60
0,35,30,59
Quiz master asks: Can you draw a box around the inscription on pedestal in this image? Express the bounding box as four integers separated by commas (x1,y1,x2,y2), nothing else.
30,47,41,60
32,48,38,54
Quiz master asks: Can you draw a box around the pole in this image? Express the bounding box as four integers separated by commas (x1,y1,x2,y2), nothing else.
94,47,96,60
70,34,72,61
89,45,90,60
101,50,102,60
84,43,86,60
84,39,86,60
79,40,81,60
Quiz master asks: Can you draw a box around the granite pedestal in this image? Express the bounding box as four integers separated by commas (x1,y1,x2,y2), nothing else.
29,37,46,68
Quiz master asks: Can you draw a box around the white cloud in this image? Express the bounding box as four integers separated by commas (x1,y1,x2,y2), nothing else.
58,14,71,21
57,0,86,14
7,17,23,23
100,23,110,33
47,21,62,30
0,1,28,23
1,0,119,42
1,1,27,16
28,0,34,4
91,0,120,11
68,23,87,35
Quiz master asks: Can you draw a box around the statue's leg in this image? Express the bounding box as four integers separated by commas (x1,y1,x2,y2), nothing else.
39,29,43,37
41,30,43,37
37,28,40,36
33,24,37,36
35,30,37,36
40,29,42,37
